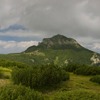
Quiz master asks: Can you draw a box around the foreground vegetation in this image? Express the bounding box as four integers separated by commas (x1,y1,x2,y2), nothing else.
12,64,69,89
0,85,44,100
65,63,100,75
1,72,100,100
0,60,100,100
50,89,100,100
90,75,100,84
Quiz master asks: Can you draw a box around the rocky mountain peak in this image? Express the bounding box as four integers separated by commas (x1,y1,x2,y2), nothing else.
25,34,84,52
39,34,81,48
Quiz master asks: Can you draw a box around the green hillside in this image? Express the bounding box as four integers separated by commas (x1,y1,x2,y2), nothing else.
0,34,99,66
0,49,94,66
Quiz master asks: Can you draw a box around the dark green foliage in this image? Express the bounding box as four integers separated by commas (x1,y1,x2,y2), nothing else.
74,66,100,75
12,67,33,87
65,63,100,76
0,48,94,67
12,65,69,89
65,63,81,72
51,89,100,100
38,65,70,86
90,75,100,84
0,85,44,100
0,59,28,68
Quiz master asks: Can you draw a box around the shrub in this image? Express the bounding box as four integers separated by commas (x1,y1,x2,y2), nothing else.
0,59,28,68
74,66,100,76
90,75,100,84
0,85,44,100
39,65,70,86
65,63,100,76
12,64,70,89
65,63,81,72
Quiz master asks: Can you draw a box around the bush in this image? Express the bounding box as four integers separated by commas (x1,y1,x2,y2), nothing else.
51,89,100,100
74,66,100,76
65,63,81,72
39,65,70,86
0,59,28,68
90,75,100,84
12,64,70,89
0,85,44,100
65,63,100,76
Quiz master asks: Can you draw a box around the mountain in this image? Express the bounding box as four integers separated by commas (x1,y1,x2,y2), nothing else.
0,34,100,66
22,34,99,66
25,34,86,52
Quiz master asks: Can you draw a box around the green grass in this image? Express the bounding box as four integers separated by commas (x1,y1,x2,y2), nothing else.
0,49,94,66
0,70,100,92
49,89,100,100
0,71,100,99
67,73,100,92
41,73,100,94
43,73,100,100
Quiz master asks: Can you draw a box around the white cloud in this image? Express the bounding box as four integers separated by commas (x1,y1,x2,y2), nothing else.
0,30,46,38
93,43,100,50
0,40,38,53
17,41,38,48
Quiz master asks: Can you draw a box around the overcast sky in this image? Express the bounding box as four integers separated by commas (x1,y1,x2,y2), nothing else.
0,0,100,54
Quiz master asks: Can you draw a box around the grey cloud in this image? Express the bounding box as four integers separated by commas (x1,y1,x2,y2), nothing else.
1,0,100,38
0,0,100,53
0,40,38,54
19,0,100,39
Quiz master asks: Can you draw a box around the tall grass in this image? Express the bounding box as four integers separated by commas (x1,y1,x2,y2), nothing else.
50,89,100,100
